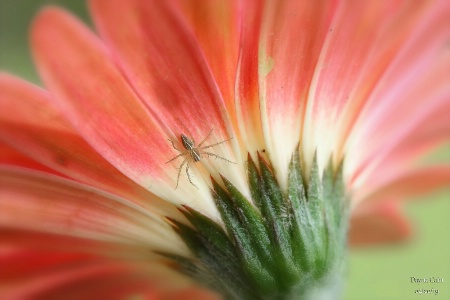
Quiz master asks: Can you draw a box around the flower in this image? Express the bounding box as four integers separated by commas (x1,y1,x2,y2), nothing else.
1,0,450,299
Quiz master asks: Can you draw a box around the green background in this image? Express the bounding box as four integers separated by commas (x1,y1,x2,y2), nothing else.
1,1,449,299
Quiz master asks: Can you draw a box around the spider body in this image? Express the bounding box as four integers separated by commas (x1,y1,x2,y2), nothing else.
180,134,201,162
166,130,235,189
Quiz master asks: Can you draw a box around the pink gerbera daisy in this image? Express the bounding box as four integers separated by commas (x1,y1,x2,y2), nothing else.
1,0,449,299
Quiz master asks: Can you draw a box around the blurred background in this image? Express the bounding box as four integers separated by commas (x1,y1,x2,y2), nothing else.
1,1,449,299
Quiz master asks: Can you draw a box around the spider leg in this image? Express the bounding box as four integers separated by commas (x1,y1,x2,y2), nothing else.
175,158,189,189
185,160,199,189
201,151,236,164
166,151,188,164
168,139,182,151
197,129,214,148
200,137,233,150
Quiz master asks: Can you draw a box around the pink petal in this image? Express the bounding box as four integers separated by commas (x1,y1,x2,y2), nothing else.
0,246,206,299
90,0,247,197
349,202,411,246
344,1,450,184
31,7,220,217
177,1,241,129
350,90,450,189
0,167,184,253
305,1,450,174
31,8,165,181
0,246,101,280
0,228,162,260
356,166,450,204
379,107,450,168
354,104,450,192
234,1,265,155
89,0,231,140
349,64,450,189
258,0,336,188
0,73,171,211
0,141,59,174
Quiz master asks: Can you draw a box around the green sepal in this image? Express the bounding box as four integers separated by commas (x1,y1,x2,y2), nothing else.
256,154,301,288
166,149,350,300
155,251,203,279
211,177,278,294
220,176,276,269
331,160,349,234
166,217,252,299
247,153,264,210
287,148,316,273
178,205,254,297
179,205,236,264
306,154,328,277
321,160,349,265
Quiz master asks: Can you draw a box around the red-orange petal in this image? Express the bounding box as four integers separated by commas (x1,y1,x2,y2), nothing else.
259,0,337,188
31,7,220,217
234,0,265,156
345,1,450,185
177,0,241,129
307,1,450,176
0,228,156,260
89,0,248,197
0,73,169,210
31,8,166,180
89,0,233,146
357,166,450,205
0,141,59,175
351,98,450,191
349,202,411,246
0,167,184,253
0,246,205,299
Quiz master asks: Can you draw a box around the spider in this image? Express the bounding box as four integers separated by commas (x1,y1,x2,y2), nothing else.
166,129,235,189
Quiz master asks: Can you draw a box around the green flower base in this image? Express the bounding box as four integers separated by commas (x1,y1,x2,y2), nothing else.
161,149,350,300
